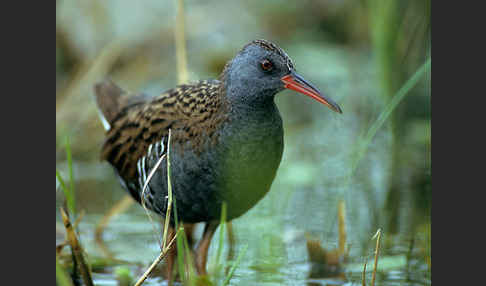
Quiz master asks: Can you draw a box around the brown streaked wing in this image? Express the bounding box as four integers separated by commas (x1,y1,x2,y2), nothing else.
100,80,228,181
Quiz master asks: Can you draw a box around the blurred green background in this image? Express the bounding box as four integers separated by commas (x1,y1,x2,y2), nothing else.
56,0,430,285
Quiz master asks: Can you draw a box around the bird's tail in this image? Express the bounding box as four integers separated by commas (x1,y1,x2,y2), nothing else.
94,79,126,131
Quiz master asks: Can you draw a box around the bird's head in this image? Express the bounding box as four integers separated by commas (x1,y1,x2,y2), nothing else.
221,39,342,113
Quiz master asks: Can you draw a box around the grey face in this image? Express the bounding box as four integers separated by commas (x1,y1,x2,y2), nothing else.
224,43,293,105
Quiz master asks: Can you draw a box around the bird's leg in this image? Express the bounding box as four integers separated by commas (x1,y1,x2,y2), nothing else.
183,223,196,250
226,221,235,260
182,222,197,273
226,221,235,268
195,221,219,275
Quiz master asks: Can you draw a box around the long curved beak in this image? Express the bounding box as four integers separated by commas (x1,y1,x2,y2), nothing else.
281,71,342,114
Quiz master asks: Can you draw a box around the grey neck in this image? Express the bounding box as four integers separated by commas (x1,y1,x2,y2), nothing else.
222,75,279,114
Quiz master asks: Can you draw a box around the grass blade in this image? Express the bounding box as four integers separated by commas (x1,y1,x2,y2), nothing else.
56,170,75,217
371,229,382,286
351,57,431,175
65,136,76,216
134,227,182,286
56,255,74,286
361,260,367,286
60,207,94,286
56,170,67,193
162,129,173,252
172,192,186,284
175,0,188,84
338,200,347,257
173,185,197,285
222,244,247,286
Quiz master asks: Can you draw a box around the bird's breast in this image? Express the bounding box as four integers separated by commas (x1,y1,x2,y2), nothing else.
214,102,284,219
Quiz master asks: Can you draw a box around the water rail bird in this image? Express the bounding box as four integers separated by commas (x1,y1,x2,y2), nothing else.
95,39,342,280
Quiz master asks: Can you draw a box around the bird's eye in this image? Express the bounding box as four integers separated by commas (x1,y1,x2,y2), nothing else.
260,59,273,72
